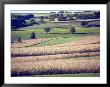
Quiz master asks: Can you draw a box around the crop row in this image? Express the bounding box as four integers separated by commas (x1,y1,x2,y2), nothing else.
11,36,99,48
11,44,100,57
11,58,100,76
56,36,99,47
12,52,100,63
34,36,80,47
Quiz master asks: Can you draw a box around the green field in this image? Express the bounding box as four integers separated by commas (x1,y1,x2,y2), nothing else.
34,36,80,47
11,27,100,42
32,73,100,77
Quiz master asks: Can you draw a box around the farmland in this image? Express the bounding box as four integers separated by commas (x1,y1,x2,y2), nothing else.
11,27,99,42
11,27,100,77
11,12,100,77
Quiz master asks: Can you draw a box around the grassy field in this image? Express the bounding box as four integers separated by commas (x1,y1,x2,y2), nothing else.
11,27,100,42
32,73,100,77
11,23,100,77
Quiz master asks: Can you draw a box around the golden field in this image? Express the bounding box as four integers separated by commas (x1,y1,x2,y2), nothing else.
11,36,100,76
12,57,100,76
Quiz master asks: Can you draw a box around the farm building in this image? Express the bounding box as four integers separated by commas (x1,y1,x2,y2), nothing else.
49,18,72,28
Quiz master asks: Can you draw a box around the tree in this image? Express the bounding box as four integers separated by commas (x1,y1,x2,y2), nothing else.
44,27,50,33
70,27,76,34
49,15,55,21
81,21,88,26
30,32,36,39
58,11,64,13
30,19,36,24
40,19,45,24
17,36,22,43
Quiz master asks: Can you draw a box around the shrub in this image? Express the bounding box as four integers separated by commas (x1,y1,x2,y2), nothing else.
70,27,76,34
44,27,50,33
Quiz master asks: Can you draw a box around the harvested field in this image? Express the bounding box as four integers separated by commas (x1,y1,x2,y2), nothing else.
11,44,99,57
12,52,99,61
11,35,100,77
11,57,100,76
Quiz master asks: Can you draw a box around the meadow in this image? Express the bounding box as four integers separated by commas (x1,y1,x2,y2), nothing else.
11,23,100,77
11,27,100,41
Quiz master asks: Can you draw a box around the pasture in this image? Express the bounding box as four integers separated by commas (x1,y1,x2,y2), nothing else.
11,27,99,41
11,23,100,77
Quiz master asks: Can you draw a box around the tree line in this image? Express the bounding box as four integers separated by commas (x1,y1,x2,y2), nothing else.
11,11,100,30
